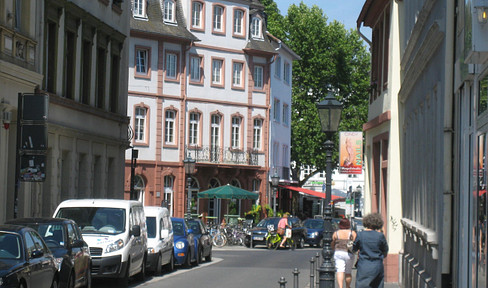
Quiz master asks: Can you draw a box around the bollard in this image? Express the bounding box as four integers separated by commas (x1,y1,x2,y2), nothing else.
310,257,315,288
293,268,299,288
278,276,287,288
315,253,320,287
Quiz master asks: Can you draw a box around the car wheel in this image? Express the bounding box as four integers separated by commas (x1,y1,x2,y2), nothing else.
135,256,146,282
19,281,26,288
205,249,212,262
117,262,129,288
166,253,175,272
184,252,192,268
197,248,202,265
155,254,163,276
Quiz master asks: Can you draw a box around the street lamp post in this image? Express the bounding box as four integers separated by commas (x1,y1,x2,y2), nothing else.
316,92,342,288
130,149,139,200
271,171,280,216
183,155,196,219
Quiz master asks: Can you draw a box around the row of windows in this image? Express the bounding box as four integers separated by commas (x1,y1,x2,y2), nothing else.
274,56,292,85
133,0,264,39
133,106,264,150
273,99,290,126
135,46,274,90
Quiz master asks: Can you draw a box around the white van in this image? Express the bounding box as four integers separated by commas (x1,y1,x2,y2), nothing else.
53,199,147,286
143,206,174,274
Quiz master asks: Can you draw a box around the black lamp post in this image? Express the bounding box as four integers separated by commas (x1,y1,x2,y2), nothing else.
183,155,196,219
130,149,139,200
271,171,280,216
316,91,342,288
355,185,362,217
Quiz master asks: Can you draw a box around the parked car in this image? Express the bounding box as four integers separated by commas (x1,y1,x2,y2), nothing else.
53,199,147,287
186,218,212,262
0,224,58,288
303,218,325,247
170,218,197,267
244,217,307,248
6,218,91,288
144,206,174,275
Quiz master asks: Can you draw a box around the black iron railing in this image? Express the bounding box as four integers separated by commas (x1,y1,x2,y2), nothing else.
185,145,259,166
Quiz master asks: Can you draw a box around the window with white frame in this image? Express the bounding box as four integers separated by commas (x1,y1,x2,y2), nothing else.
164,0,176,22
135,107,147,142
212,59,223,85
231,116,241,149
192,1,203,29
213,5,224,32
233,9,244,36
251,17,262,38
254,65,263,89
275,56,281,79
133,0,146,17
282,144,289,170
284,61,291,84
283,103,289,125
252,179,260,192
136,48,148,75
273,98,280,122
232,62,243,87
253,118,262,150
210,114,221,161
189,112,200,146
164,175,174,215
166,52,177,79
165,110,176,144
190,55,202,82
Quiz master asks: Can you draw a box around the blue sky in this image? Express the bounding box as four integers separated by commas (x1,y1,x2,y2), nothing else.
276,0,367,32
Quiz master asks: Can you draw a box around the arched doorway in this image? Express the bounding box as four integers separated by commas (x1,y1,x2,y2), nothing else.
207,178,221,221
189,176,200,216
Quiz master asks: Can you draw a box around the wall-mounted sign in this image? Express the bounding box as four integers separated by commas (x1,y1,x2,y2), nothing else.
339,131,363,174
19,154,46,182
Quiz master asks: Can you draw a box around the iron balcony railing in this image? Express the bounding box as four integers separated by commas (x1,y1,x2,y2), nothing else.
185,145,259,166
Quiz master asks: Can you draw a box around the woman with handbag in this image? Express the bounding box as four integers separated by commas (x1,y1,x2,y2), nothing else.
277,213,291,248
331,218,357,288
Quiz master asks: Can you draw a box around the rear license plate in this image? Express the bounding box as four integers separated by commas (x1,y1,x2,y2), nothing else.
253,236,263,241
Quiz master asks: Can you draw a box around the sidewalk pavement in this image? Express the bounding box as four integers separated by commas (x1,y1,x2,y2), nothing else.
303,268,400,288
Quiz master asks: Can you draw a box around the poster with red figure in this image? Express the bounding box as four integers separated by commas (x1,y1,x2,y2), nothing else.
339,131,363,174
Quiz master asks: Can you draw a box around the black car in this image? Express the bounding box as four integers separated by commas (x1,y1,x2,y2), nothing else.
244,217,307,248
303,219,325,247
186,219,212,262
0,224,58,288
6,218,91,288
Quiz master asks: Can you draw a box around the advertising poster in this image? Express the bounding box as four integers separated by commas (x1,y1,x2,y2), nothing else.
339,131,363,174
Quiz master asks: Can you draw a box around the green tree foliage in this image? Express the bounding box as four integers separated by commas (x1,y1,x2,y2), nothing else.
264,1,371,185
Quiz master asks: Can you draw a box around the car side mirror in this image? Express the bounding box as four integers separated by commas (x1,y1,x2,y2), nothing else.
31,250,44,258
130,225,141,237
161,229,169,239
71,239,85,248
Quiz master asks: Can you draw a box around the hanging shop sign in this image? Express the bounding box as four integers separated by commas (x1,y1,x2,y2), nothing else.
339,131,363,174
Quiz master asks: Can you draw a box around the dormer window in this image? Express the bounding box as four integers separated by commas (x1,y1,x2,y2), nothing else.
251,17,262,39
133,0,146,18
164,0,176,23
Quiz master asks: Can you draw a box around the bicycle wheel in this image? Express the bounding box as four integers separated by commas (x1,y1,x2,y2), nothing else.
213,233,227,247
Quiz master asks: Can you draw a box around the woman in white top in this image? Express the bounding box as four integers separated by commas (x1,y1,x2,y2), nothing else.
331,218,357,288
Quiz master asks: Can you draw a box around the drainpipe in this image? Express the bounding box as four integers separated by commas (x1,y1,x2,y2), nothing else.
357,23,372,47
442,0,454,277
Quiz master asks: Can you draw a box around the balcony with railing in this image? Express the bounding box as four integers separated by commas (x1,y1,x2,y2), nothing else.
185,145,261,166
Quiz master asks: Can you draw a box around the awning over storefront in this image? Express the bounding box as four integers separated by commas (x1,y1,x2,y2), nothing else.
280,185,345,203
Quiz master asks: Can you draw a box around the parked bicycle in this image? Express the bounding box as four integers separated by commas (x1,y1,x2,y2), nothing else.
265,225,296,250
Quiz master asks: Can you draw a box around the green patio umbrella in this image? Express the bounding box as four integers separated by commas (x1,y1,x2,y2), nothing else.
197,184,259,200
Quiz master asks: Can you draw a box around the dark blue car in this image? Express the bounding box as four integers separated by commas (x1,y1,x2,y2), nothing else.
186,219,212,263
0,224,58,288
303,219,325,247
170,218,197,268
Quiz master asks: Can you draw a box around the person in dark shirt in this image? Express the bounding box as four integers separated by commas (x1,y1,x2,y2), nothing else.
352,213,389,288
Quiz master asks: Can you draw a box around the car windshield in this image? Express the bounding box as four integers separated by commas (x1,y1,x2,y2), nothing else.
187,220,202,235
146,217,156,238
0,232,22,260
304,220,324,229
26,223,66,249
256,218,279,228
56,207,125,235
172,221,185,236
